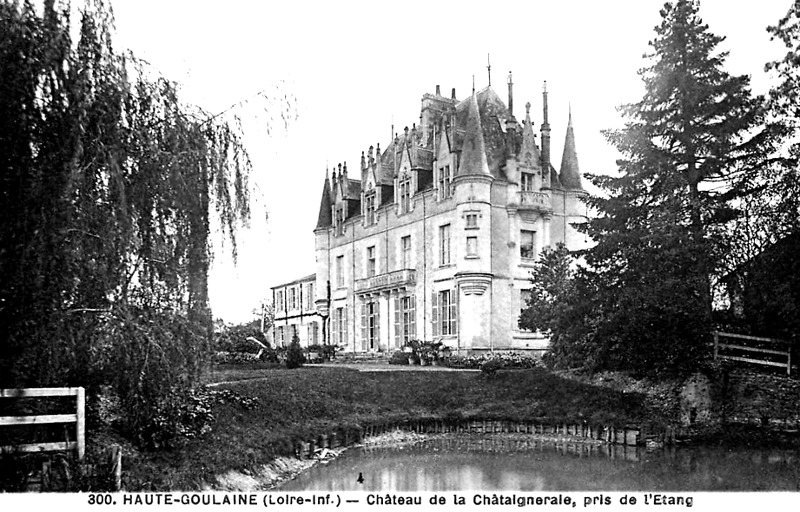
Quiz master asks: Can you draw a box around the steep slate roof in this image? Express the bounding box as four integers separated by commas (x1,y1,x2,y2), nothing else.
315,172,332,229
455,87,510,179
456,92,491,177
347,179,361,198
558,109,583,190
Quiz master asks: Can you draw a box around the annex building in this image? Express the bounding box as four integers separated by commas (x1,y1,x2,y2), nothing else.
271,77,589,354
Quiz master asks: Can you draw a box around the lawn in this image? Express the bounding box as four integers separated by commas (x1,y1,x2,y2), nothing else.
122,366,649,490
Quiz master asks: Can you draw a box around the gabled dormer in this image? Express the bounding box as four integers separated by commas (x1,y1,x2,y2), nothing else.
433,118,456,201
330,162,361,236
361,156,379,226
395,147,414,215
519,101,543,192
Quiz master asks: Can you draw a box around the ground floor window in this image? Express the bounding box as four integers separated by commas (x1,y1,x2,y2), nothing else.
277,326,285,346
308,322,319,345
519,289,532,331
334,306,347,345
394,294,416,346
431,289,457,336
361,299,380,350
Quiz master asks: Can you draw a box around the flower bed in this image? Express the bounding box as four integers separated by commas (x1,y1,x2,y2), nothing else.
444,352,537,370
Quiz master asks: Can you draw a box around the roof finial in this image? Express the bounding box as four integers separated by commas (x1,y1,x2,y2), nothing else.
568,102,573,126
472,75,475,95
487,54,492,87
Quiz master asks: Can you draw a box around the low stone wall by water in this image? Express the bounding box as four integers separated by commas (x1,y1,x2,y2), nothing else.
292,419,645,460
679,369,800,428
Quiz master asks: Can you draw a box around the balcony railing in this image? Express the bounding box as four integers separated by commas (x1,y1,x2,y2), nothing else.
518,191,551,212
355,269,416,294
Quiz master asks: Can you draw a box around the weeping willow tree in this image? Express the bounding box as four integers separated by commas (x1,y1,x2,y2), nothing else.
0,0,284,447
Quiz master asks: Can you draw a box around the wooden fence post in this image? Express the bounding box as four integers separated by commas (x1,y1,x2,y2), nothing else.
76,387,85,462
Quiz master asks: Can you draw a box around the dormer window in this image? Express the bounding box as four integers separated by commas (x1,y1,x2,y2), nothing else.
334,205,346,236
365,192,376,225
439,165,451,200
521,172,535,192
399,178,412,214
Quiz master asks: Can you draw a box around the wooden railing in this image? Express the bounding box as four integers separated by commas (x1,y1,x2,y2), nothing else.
0,387,85,461
713,332,793,376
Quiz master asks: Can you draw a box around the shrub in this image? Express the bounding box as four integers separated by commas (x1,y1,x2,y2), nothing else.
388,351,410,365
480,358,505,378
285,335,306,369
306,344,337,362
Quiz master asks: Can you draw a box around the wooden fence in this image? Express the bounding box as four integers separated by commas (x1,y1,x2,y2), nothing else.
713,332,793,376
0,387,85,461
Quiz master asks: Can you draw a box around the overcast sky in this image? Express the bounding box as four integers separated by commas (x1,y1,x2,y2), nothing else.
108,0,792,324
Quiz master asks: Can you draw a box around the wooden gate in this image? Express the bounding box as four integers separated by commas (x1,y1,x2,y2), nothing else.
0,387,85,460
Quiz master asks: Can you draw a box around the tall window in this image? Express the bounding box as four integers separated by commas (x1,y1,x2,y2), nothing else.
308,322,319,344
365,192,376,225
336,255,345,288
306,283,314,310
520,230,536,260
289,287,297,310
394,295,416,346
466,236,478,257
521,172,535,191
334,307,347,345
519,290,532,331
401,235,412,269
432,289,457,336
277,326,285,346
361,300,380,350
399,179,411,213
276,290,285,311
366,246,376,277
465,212,479,229
439,165,451,199
439,224,451,266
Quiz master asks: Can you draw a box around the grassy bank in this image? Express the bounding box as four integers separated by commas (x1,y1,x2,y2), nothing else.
122,366,649,490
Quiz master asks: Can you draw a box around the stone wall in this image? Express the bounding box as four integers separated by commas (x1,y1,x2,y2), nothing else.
679,369,800,428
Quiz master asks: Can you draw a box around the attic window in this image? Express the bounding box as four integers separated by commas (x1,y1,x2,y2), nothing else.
439,165,451,200
365,192,376,225
334,206,346,236
399,178,412,214
521,172,535,192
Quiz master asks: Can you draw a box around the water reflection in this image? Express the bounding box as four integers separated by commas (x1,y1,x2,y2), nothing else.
279,436,800,491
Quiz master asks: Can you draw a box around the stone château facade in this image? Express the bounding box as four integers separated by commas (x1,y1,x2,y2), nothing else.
276,77,589,353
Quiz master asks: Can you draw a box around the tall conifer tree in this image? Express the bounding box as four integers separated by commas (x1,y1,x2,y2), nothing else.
571,0,780,375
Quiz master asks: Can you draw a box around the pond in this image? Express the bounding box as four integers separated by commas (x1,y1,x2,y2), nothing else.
279,435,800,492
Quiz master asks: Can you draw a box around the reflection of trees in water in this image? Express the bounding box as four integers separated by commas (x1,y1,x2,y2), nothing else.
282,437,800,491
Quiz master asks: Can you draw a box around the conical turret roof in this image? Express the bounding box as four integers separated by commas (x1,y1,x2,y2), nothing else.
558,109,583,190
315,171,332,229
456,92,491,177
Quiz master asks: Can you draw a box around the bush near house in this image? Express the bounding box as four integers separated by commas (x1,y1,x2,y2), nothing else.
285,335,306,369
